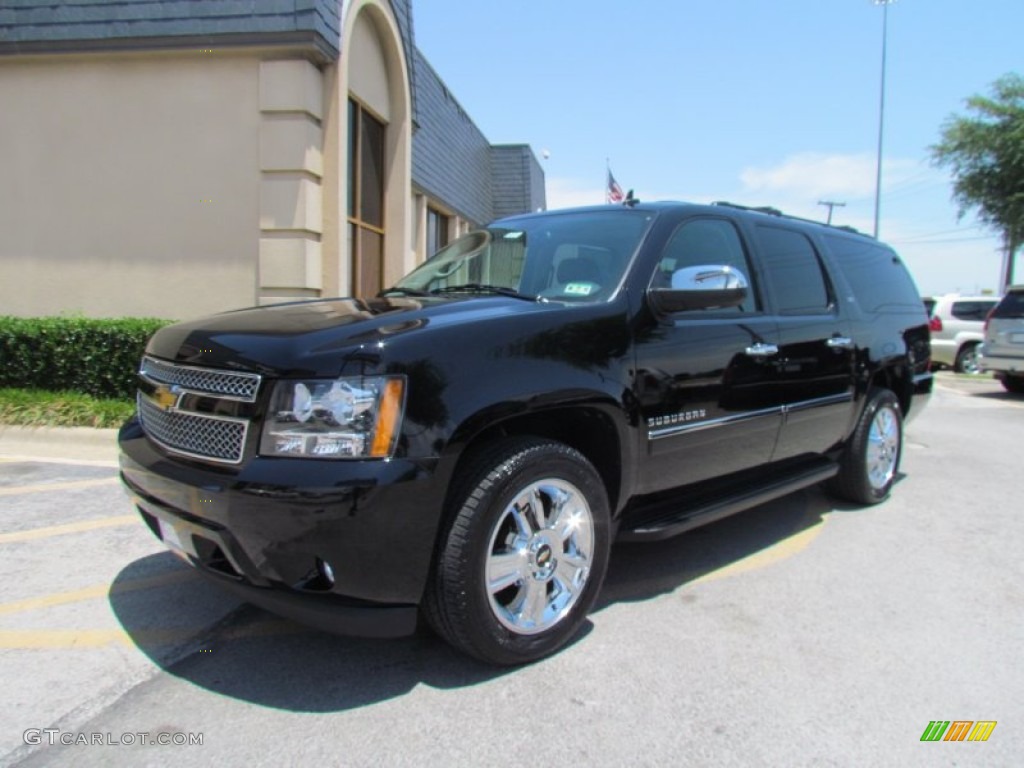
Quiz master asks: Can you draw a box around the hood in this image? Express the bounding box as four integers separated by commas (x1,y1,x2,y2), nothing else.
145,295,558,378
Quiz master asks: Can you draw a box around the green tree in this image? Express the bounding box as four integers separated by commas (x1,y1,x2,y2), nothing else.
931,73,1024,289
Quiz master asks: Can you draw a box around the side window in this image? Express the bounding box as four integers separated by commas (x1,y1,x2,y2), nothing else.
951,301,996,322
652,218,758,312
755,226,832,314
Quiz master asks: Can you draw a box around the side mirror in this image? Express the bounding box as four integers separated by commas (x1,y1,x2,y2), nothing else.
647,265,749,314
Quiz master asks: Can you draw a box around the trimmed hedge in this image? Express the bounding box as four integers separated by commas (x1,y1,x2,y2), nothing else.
0,316,173,400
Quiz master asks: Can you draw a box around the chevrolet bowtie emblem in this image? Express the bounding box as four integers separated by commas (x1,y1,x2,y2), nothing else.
151,385,180,411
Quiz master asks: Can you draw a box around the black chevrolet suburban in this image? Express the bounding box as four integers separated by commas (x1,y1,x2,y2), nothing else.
118,201,933,665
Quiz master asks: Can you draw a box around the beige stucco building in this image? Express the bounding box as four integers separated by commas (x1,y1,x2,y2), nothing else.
0,1,545,319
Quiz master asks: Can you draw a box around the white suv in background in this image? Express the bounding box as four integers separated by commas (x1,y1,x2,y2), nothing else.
928,294,1000,373
979,286,1024,393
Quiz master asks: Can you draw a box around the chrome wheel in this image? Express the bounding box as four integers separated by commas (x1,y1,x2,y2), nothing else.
485,478,594,635
866,405,900,491
827,388,902,506
956,345,980,374
426,438,610,665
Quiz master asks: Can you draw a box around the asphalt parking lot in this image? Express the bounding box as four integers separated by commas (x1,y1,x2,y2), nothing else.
0,373,1021,767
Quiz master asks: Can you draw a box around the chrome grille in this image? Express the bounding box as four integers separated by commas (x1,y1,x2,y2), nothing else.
138,394,249,464
140,356,261,402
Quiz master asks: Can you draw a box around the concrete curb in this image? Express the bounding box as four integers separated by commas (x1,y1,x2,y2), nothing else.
0,425,120,464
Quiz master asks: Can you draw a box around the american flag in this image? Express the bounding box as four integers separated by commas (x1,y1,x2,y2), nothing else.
606,169,624,204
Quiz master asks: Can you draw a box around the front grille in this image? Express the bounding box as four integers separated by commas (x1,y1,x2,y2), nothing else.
140,355,261,402
138,395,248,464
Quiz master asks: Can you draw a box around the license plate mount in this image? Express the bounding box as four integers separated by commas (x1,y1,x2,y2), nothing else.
158,518,187,554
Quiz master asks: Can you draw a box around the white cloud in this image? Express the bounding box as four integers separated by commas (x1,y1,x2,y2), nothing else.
545,177,607,209
546,176,687,210
739,151,923,203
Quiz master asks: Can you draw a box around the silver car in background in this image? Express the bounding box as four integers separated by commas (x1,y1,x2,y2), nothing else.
928,294,999,373
979,286,1024,393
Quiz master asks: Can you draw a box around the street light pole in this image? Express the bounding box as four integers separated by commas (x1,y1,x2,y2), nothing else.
872,0,896,239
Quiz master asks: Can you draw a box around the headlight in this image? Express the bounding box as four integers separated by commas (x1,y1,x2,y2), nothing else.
259,376,406,459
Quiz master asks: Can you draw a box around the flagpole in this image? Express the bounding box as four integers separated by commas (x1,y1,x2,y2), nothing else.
605,158,610,204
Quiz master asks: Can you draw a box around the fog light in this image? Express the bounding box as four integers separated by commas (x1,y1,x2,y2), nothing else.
317,558,335,587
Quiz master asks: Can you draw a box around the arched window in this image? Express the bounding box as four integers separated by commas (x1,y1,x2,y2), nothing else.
348,98,386,297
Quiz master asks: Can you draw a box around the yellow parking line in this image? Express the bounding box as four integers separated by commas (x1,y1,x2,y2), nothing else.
0,514,138,544
0,629,137,649
0,456,119,468
0,477,119,496
0,570,196,617
0,619,308,650
0,584,110,616
0,628,213,649
693,519,824,586
0,618,308,650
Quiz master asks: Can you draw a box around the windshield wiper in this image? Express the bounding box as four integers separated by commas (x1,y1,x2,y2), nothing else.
430,284,544,302
380,286,432,298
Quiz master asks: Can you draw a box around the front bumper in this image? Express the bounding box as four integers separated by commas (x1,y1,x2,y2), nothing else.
118,418,447,638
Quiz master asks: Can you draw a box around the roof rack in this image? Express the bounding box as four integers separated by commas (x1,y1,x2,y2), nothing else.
711,201,868,237
711,201,782,217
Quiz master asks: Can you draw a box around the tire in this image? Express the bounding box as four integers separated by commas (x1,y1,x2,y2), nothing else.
954,343,981,374
828,389,903,505
424,437,611,665
1001,375,1024,394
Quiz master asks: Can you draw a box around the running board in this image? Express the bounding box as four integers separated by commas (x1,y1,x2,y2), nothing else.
617,461,839,543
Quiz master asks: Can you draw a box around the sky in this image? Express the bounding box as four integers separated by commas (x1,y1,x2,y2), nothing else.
414,0,1023,296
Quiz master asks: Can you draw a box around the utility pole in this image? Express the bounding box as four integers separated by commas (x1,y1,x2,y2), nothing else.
872,0,897,239
818,200,846,225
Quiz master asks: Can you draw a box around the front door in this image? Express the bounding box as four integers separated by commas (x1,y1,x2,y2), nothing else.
633,216,784,495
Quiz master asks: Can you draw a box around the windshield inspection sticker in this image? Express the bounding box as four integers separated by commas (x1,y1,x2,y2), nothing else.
564,283,594,295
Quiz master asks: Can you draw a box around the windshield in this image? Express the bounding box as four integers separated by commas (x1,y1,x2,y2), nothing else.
390,209,655,303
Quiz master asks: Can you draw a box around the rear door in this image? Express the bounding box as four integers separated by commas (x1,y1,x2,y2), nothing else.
751,224,856,461
633,216,783,495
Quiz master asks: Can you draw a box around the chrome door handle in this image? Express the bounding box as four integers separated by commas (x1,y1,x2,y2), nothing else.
826,336,854,349
745,343,779,357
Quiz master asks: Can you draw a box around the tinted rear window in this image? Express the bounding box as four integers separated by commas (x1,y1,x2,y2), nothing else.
951,300,997,321
992,290,1024,318
821,234,922,312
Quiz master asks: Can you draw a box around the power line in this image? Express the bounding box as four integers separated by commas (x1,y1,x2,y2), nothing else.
880,180,950,203
896,224,985,242
889,235,996,245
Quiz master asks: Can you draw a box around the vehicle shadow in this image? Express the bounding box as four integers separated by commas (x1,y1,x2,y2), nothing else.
970,389,1022,402
108,553,519,712
109,486,846,714
599,486,834,608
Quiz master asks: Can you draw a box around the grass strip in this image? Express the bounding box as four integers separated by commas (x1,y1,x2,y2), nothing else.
0,388,134,428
